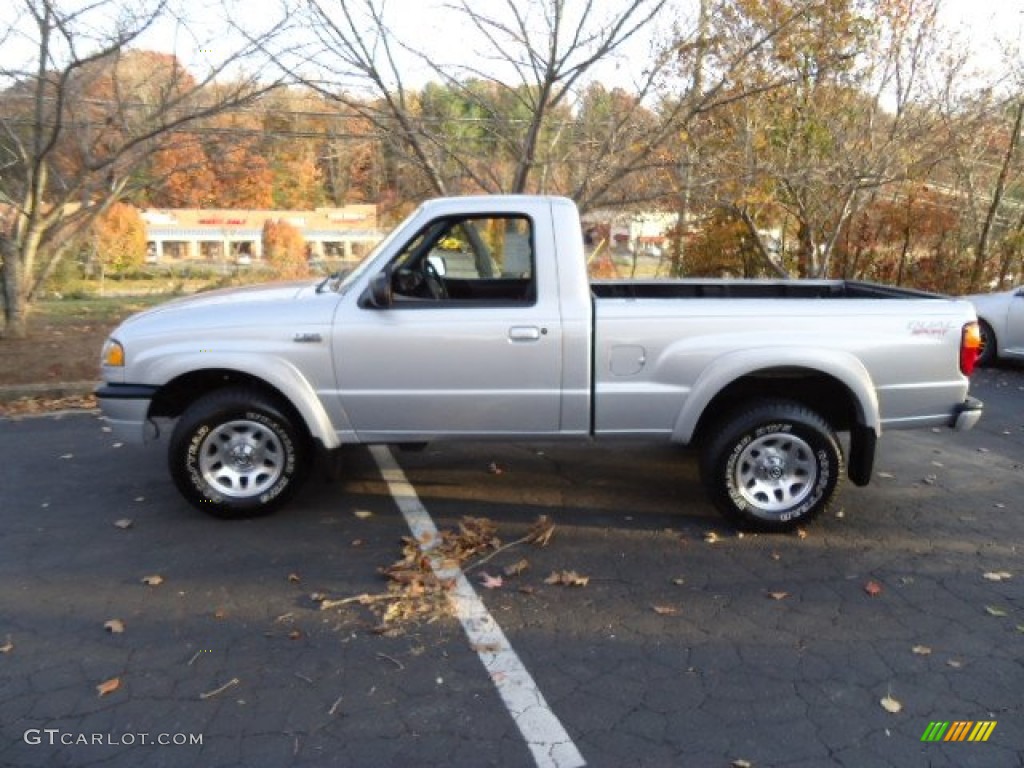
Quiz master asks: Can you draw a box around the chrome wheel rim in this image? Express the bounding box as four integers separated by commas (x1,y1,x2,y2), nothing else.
733,432,816,516
199,419,285,498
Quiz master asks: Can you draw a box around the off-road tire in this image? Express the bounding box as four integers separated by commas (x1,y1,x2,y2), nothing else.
168,388,308,518
700,400,843,532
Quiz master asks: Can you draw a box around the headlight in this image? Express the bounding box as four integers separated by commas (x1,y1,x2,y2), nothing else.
102,339,125,367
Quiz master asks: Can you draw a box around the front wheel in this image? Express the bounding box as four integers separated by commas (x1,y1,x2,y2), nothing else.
700,400,843,532
169,388,309,518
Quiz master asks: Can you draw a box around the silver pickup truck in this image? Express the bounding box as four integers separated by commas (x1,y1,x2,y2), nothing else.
97,195,984,531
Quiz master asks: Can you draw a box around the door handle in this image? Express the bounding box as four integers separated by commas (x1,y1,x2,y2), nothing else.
508,326,542,341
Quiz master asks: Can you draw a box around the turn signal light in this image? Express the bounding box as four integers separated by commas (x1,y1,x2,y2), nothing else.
960,322,981,376
102,339,125,368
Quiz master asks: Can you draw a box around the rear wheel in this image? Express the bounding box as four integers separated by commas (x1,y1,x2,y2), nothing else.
700,400,843,532
977,320,997,366
169,388,308,518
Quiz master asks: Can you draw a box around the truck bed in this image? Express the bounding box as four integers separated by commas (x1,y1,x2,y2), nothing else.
591,279,943,301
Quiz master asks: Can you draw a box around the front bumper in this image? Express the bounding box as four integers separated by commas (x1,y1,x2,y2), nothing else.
95,383,159,443
951,396,984,431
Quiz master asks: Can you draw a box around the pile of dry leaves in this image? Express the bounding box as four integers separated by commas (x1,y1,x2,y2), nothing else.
318,515,564,634
0,393,97,418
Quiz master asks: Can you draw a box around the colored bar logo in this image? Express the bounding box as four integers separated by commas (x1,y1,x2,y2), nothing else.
921,721,996,742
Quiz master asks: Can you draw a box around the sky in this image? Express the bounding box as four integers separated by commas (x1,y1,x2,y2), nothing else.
1,0,1021,90
939,0,1023,72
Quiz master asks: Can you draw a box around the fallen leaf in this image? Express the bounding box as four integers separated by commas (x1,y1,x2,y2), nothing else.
671,577,686,586
104,619,125,634
544,570,589,587
767,591,789,601
0,638,13,654
796,528,808,539
770,551,781,561
287,573,301,583
479,572,503,589
911,645,932,655
487,461,504,475
113,519,133,529
880,694,902,713
864,580,883,597
471,642,502,653
984,605,1008,617
983,571,1012,582
141,574,164,586
651,604,680,616
96,677,121,697
503,559,530,577
288,629,304,640
353,509,373,519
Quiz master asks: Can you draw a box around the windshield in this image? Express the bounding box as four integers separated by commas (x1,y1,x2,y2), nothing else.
331,207,422,294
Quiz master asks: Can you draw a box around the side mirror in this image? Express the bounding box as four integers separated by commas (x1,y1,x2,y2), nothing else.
367,268,393,308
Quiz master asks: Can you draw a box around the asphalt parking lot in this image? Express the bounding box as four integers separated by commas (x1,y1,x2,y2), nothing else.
1,366,1022,768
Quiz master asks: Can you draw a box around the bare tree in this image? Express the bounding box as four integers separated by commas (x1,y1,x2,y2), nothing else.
697,0,955,278
968,98,1024,291
0,0,289,338
280,0,673,205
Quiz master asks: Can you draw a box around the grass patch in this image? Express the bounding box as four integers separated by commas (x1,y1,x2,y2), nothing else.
1,293,182,389
35,294,171,322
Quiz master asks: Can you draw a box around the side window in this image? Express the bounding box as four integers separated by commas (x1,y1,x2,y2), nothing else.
389,215,535,304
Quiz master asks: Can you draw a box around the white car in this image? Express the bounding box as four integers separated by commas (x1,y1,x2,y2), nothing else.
965,286,1024,364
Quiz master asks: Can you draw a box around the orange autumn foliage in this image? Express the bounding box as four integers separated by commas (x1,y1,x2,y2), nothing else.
261,218,308,279
94,202,147,272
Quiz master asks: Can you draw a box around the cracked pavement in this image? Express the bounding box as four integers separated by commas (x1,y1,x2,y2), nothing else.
1,365,1021,767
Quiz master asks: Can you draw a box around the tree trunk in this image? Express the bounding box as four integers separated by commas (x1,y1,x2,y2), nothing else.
970,100,1023,292
736,207,790,278
797,220,815,278
1,236,28,339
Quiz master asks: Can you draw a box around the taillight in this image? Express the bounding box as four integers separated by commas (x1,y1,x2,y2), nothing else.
960,322,981,376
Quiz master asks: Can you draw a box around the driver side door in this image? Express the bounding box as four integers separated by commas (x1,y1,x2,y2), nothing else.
333,213,564,440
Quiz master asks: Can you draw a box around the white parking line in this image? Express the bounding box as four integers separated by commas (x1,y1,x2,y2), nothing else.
371,446,586,768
